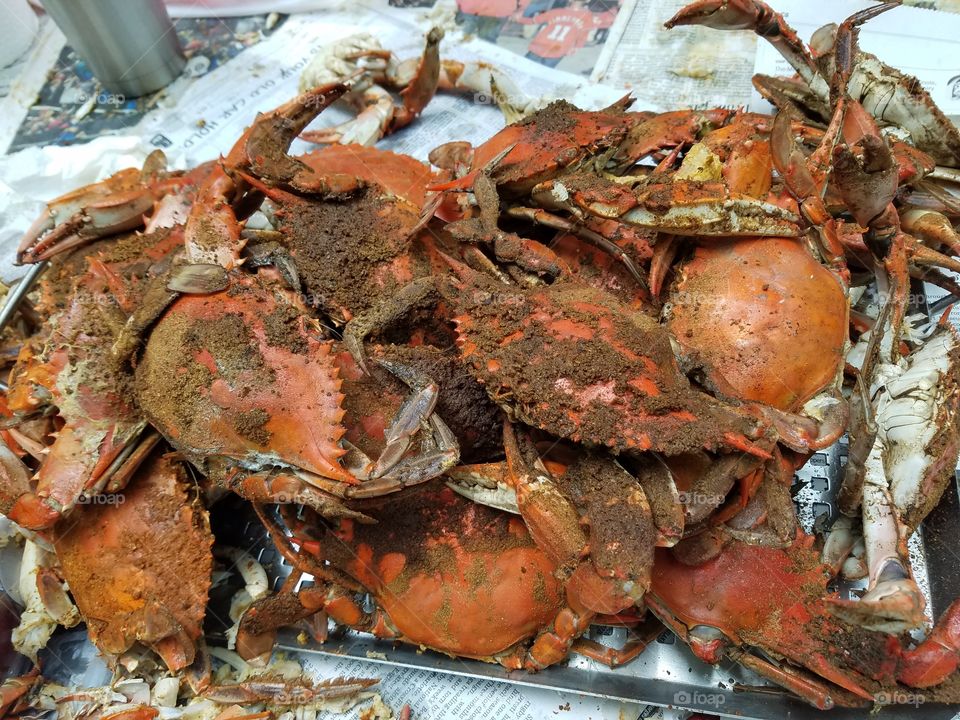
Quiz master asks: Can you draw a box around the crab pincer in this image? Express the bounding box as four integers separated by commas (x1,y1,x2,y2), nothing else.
16,152,182,265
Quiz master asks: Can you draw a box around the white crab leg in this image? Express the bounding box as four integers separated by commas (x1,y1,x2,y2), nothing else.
881,328,960,518
215,546,269,651
11,540,79,661
861,440,906,585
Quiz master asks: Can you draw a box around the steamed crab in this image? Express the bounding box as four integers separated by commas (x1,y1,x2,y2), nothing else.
3,158,212,530
297,28,446,147
1,446,213,681
649,535,960,709
52,450,214,679
665,0,960,167
298,29,537,146
237,471,659,672
829,312,960,634
120,86,474,518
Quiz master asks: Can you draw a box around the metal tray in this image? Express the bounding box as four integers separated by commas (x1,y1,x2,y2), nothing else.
223,448,960,720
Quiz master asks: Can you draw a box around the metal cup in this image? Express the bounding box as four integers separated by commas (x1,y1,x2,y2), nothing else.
40,0,186,98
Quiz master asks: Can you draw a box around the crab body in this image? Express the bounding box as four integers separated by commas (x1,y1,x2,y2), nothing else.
442,263,769,456
135,272,352,484
649,537,960,708
307,480,569,665
4,227,188,530
665,237,848,411
52,451,213,672
252,144,450,323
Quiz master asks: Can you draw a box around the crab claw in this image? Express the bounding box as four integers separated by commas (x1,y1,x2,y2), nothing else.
17,167,159,265
898,599,960,688
833,135,899,229
828,574,926,634
235,82,358,195
664,0,768,30
397,26,444,124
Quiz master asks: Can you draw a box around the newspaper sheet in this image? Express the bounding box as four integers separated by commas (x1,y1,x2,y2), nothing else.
590,0,756,109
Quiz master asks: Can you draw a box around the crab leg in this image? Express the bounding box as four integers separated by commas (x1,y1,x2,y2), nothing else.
831,323,960,632
898,599,960,687
571,177,803,237
9,420,146,530
396,28,444,128
569,622,661,668
770,105,852,279
902,209,960,257
666,1,827,95
504,206,647,288
0,671,40,718
223,466,372,523
349,415,460,498
455,422,654,620
234,575,317,660
202,676,379,705
17,152,178,265
301,28,443,146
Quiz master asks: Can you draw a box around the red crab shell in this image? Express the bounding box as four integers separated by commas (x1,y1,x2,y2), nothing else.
321,481,565,660
649,537,960,707
135,273,353,483
665,237,848,411
298,144,440,208
432,101,633,196
52,451,213,670
442,262,768,456
253,145,454,322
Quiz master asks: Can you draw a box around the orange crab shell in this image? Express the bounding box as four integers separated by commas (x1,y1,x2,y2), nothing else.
646,538,946,707
136,273,354,484
52,451,213,669
298,144,441,209
665,237,848,411
324,482,565,660
253,146,457,323
442,263,766,456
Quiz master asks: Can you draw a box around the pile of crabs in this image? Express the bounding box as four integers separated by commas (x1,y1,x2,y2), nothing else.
5,0,960,715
